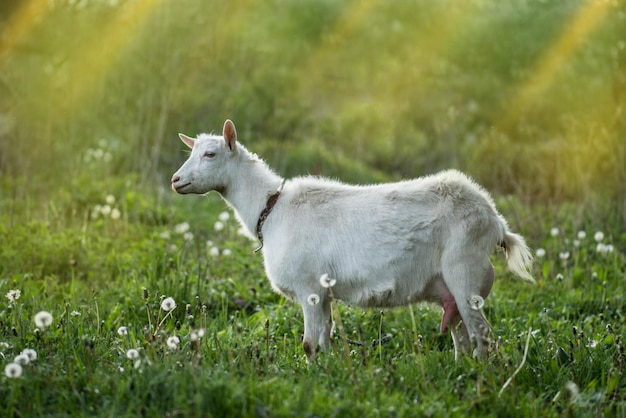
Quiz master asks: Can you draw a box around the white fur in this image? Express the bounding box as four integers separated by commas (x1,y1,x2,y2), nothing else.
172,120,534,361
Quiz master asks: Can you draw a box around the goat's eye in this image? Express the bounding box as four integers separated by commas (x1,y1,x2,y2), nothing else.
203,151,216,159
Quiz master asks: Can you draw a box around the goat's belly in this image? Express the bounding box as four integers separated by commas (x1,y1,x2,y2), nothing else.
334,274,443,309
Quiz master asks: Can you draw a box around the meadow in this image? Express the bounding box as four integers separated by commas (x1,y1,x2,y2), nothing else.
1,0,625,417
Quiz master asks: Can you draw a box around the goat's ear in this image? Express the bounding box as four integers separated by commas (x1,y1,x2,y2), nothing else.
223,119,237,152
178,133,195,149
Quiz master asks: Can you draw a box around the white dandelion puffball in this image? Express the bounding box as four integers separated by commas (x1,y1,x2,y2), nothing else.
214,221,224,232
21,349,37,362
190,329,206,342
594,231,604,242
117,326,128,336
218,211,230,222
175,222,190,234
14,353,30,365
535,248,546,258
4,363,22,378
110,208,121,220
161,297,176,312
34,311,53,329
126,349,139,360
101,205,112,217
319,273,337,288
307,294,320,306
469,295,484,311
167,336,180,350
550,227,559,237
5,289,21,303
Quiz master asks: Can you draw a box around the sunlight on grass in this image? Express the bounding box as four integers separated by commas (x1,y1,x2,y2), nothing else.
499,0,612,131
0,0,50,65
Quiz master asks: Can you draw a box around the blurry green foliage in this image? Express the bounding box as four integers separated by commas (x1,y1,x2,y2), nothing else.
0,0,624,205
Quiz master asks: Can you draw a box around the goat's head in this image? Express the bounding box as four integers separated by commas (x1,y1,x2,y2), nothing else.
171,119,238,195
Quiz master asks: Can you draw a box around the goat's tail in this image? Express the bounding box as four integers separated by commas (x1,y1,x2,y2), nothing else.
500,231,534,282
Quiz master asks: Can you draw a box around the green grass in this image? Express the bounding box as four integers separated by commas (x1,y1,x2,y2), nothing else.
1,174,624,417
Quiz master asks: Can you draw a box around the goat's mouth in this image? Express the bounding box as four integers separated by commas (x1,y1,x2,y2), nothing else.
172,182,192,193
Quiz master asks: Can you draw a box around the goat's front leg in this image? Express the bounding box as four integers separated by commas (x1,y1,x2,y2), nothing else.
300,293,331,363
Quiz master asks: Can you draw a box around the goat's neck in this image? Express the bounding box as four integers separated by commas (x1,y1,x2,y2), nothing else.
222,159,283,238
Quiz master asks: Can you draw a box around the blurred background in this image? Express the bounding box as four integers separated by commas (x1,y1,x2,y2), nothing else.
0,0,625,207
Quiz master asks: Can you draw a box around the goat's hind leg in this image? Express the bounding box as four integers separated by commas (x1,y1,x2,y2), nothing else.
441,259,494,359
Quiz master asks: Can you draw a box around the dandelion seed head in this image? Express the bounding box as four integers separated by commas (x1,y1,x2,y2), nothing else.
319,273,337,288
101,205,112,217
14,353,29,365
34,311,53,329
222,248,232,256
307,294,320,306
161,297,176,312
535,248,546,258
4,363,22,378
556,273,564,281
5,289,21,303
564,381,580,400
117,326,128,336
550,227,560,237
596,243,614,254
175,222,190,234
183,232,194,241
70,310,81,317
105,194,115,205
209,247,220,257
21,349,37,361
167,336,180,350
126,349,139,359
469,295,484,311
214,221,224,232
218,211,230,222
559,251,570,260
594,231,604,242
110,208,121,220
577,231,586,240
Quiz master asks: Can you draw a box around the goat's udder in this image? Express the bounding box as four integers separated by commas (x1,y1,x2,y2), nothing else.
440,293,458,334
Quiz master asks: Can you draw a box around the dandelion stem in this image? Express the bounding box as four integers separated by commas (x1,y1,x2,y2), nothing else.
378,311,384,364
154,309,175,338
329,288,358,395
499,327,532,397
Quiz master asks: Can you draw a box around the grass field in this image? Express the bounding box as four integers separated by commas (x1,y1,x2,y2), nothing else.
1,0,625,416
1,164,625,417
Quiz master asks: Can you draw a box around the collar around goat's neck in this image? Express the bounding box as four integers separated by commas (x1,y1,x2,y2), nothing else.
254,180,285,253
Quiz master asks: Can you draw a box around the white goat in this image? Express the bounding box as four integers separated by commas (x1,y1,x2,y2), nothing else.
171,119,534,361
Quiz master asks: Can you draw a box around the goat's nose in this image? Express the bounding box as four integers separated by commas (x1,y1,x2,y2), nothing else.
171,174,180,183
